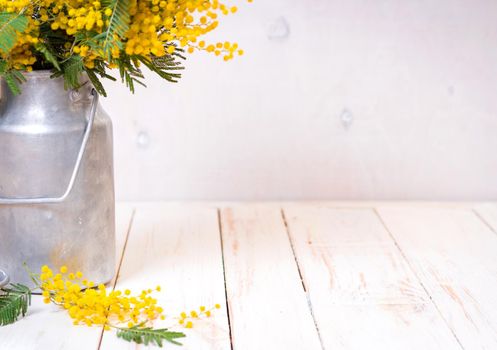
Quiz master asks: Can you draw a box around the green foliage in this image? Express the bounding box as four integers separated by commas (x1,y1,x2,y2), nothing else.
0,12,28,53
116,325,186,347
0,283,31,326
3,69,25,95
85,68,107,97
117,54,146,93
0,60,25,95
63,56,84,89
137,52,184,83
84,59,117,96
97,0,131,58
51,55,84,90
34,43,61,71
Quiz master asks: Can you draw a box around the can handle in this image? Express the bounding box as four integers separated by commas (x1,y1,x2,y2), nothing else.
0,89,98,205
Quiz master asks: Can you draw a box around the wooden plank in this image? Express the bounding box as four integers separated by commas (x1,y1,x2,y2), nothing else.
220,205,322,350
0,202,134,350
377,206,497,349
99,203,230,350
283,206,461,349
474,203,497,233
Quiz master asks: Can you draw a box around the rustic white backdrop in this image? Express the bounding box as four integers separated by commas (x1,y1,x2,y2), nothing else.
101,0,497,201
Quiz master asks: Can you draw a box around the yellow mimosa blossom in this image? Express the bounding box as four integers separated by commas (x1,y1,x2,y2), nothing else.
0,0,248,71
0,0,251,95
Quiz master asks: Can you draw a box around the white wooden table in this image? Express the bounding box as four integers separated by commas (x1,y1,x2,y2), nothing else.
1,201,497,350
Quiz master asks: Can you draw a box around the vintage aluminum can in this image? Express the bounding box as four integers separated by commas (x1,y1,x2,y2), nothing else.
0,71,115,287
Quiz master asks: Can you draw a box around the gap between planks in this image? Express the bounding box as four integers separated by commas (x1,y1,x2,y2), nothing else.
99,203,231,350
372,208,464,349
218,205,323,349
97,207,136,350
376,204,497,349
472,208,497,235
283,204,465,349
216,208,234,350
280,208,326,350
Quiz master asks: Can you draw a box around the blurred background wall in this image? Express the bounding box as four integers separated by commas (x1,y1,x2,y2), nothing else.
101,0,497,201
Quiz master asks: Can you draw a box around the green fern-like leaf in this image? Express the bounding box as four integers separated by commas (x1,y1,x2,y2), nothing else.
0,12,28,53
4,73,22,95
97,0,131,58
137,54,184,83
58,56,84,89
1,49,27,95
0,59,7,74
116,325,185,347
85,67,107,97
34,43,61,71
116,55,145,93
0,283,31,326
1,67,26,95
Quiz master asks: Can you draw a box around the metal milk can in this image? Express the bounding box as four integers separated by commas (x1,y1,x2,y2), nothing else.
0,71,115,287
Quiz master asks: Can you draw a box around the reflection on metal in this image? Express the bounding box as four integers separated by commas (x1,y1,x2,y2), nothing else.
0,89,98,204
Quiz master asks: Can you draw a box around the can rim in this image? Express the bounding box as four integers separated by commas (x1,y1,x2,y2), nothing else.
22,69,53,77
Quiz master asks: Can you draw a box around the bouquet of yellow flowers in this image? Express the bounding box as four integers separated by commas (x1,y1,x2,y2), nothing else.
0,0,247,96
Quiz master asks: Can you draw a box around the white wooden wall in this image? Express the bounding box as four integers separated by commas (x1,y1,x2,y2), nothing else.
101,0,497,200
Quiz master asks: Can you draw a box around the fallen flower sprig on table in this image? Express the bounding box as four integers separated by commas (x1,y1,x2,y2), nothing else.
0,265,220,347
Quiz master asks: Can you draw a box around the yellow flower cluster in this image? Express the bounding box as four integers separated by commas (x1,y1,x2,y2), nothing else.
0,0,249,72
177,303,221,328
1,18,39,70
52,3,108,34
38,265,221,332
123,0,244,61
0,0,30,13
40,265,164,329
